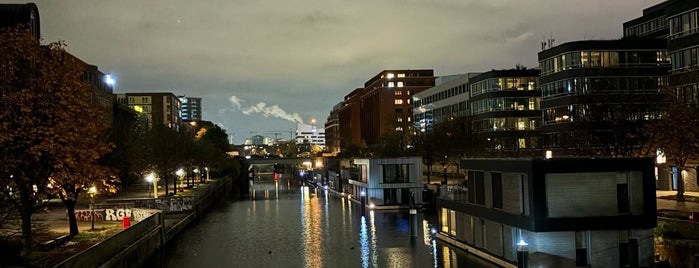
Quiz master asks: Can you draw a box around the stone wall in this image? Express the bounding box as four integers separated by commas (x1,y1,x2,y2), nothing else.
52,176,234,268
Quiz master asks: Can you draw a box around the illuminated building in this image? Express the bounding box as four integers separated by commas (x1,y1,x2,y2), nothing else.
339,69,435,150
438,158,657,267
115,92,182,129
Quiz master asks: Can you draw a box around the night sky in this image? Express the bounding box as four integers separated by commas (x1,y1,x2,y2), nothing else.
2,0,664,144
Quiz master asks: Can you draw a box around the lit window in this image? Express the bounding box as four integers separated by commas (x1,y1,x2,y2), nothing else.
407,99,411,104
397,117,403,122
386,73,395,79
388,82,395,88
407,90,411,95
397,73,405,78
397,82,404,87
133,105,144,113
407,117,412,122
394,91,402,96
395,127,403,131
395,99,404,105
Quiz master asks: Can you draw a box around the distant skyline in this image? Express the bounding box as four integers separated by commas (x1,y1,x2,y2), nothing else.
3,0,665,144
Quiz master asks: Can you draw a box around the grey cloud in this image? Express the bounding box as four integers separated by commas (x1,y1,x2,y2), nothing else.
15,0,666,143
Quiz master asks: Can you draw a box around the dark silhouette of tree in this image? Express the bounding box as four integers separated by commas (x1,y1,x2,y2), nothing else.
644,97,699,201
146,125,195,196
104,108,150,189
191,121,236,177
0,27,116,251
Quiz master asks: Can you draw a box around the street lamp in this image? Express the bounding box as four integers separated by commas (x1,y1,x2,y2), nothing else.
176,168,185,190
88,186,97,230
145,172,157,198
360,189,366,215
194,168,200,184
104,74,115,88
204,167,209,182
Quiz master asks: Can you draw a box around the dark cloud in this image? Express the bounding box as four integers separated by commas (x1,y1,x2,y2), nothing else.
2,0,665,143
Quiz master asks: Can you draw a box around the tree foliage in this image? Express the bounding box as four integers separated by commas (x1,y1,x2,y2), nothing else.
145,125,195,195
644,100,699,201
0,27,116,251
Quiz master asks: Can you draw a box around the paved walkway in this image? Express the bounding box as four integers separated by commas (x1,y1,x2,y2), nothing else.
34,180,201,235
656,190,699,212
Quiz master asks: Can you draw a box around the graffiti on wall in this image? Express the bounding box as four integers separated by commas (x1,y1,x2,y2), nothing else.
73,209,104,221
131,208,157,222
74,208,131,222
134,197,193,213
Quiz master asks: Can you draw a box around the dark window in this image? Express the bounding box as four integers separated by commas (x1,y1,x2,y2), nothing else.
576,248,588,266
492,173,503,209
395,108,403,113
468,171,485,205
468,171,475,203
383,164,409,183
617,184,629,213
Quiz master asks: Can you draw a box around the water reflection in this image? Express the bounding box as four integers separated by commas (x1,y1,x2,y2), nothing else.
300,186,323,267
146,177,501,268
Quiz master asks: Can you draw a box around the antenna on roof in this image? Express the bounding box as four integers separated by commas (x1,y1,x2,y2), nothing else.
541,34,555,51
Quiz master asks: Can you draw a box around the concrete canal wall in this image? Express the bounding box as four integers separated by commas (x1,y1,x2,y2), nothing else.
52,176,235,268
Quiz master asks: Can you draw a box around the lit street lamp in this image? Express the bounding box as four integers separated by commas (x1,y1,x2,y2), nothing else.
194,168,200,184
88,186,97,230
176,168,185,190
360,189,366,215
146,172,158,198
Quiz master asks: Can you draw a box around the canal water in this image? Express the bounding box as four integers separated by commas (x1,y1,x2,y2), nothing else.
146,176,498,268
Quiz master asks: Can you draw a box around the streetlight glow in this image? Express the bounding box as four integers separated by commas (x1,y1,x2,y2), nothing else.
88,186,97,230
145,172,158,198
104,74,115,86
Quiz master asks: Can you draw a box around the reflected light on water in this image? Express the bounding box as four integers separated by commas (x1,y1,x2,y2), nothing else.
301,188,322,267
359,216,369,268
369,210,378,267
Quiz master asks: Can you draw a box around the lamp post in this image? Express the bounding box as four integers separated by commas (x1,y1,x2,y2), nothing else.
204,167,209,183
88,186,97,230
176,168,185,191
194,168,200,184
146,173,157,198
517,239,529,268
360,189,366,215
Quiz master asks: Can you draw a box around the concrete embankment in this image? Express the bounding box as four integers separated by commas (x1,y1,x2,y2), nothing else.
53,176,235,268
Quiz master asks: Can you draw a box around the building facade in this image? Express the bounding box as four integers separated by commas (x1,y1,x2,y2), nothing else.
623,0,699,191
0,3,40,37
115,92,182,129
469,70,542,155
339,88,364,150
178,96,202,121
412,74,473,135
324,102,342,155
538,39,670,156
339,70,435,150
347,157,424,209
438,158,657,267
295,123,325,148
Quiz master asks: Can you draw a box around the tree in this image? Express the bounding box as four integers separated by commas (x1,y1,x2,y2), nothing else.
644,103,699,201
146,125,196,195
0,27,116,251
191,121,235,176
104,107,150,188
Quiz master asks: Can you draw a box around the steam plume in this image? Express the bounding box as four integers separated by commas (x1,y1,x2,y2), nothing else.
229,95,304,124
